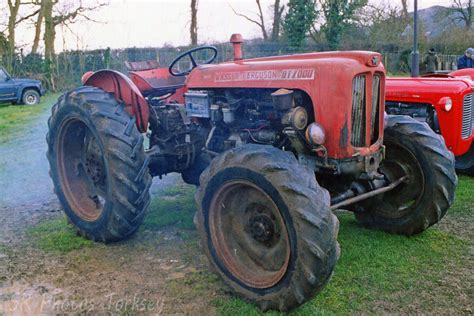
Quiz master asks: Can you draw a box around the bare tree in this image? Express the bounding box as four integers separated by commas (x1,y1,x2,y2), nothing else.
271,0,285,41
42,0,107,59
452,0,473,29
31,0,44,54
232,0,268,40
190,0,198,45
401,0,408,19
5,0,41,69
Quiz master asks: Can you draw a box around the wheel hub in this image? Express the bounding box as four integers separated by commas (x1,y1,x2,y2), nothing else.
85,140,105,184
248,214,275,244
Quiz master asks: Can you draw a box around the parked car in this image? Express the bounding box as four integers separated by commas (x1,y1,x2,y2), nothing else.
0,66,45,105
386,70,474,174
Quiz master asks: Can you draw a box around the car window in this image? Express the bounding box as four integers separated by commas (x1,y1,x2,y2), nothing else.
0,69,7,81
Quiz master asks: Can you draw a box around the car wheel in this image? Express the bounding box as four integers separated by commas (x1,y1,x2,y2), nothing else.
22,89,40,105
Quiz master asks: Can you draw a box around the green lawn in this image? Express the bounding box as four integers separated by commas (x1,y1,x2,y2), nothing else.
0,93,59,143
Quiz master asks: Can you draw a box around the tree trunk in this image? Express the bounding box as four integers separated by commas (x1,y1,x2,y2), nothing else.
190,0,198,45
31,2,45,55
401,0,408,19
43,0,55,59
256,0,268,40
6,0,21,70
271,0,283,41
43,0,56,91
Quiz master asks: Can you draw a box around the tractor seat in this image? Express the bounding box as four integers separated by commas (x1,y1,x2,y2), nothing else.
126,61,186,98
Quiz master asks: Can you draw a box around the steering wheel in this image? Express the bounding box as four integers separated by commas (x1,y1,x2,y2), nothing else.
169,46,218,76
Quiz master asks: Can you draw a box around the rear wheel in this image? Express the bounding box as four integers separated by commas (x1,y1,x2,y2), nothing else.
21,89,40,105
355,115,457,235
196,145,339,311
47,86,152,242
455,144,474,176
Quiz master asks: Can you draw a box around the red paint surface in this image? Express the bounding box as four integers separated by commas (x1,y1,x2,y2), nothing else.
386,76,473,156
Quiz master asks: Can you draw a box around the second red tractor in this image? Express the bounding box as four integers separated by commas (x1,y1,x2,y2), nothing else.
386,69,474,174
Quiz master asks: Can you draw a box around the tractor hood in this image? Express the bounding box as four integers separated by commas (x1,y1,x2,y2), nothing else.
386,77,472,104
186,51,383,92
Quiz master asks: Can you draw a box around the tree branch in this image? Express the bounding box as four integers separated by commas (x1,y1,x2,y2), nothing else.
231,6,263,27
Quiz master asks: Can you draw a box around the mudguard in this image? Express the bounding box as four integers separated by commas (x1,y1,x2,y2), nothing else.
82,70,149,132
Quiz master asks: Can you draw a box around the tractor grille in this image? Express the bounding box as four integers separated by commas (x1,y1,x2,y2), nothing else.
371,74,381,143
462,93,474,139
351,75,366,147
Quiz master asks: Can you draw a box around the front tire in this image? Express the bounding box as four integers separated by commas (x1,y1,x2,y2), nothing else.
355,115,457,235
47,86,152,242
196,145,340,311
22,89,40,105
455,144,474,176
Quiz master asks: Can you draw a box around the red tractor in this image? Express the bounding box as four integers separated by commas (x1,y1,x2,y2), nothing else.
386,69,474,175
46,34,457,311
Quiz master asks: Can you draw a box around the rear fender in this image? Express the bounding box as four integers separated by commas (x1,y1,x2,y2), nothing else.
82,70,149,132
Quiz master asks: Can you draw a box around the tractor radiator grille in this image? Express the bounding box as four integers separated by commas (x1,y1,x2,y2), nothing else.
371,74,381,143
351,75,366,147
462,93,473,139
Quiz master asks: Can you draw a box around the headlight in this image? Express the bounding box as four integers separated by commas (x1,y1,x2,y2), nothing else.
305,122,326,145
439,97,452,112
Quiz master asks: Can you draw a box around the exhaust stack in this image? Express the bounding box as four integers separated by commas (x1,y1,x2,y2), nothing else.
230,33,243,61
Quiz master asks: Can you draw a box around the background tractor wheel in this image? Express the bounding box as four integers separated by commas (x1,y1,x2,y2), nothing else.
47,86,152,242
21,89,40,105
455,145,474,176
195,144,340,311
355,115,457,235
181,154,210,185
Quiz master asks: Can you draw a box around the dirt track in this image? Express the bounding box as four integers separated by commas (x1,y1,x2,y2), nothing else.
0,107,221,315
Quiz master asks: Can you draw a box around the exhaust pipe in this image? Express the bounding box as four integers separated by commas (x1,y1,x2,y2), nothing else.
230,33,243,61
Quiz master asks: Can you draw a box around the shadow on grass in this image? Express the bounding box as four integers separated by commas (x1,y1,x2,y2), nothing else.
141,184,197,231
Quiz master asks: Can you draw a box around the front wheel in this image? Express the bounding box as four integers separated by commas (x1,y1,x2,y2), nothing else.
47,87,152,242
195,145,340,311
22,89,40,105
455,144,474,176
355,115,457,235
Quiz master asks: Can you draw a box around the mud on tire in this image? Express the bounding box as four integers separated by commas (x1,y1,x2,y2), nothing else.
47,86,152,242
195,144,340,311
355,115,457,235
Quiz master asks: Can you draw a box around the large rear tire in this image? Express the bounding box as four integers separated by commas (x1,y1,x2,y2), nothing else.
47,86,152,242
355,115,457,235
195,145,340,311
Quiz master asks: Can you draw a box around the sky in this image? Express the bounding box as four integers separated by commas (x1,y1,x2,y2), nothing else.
7,0,452,53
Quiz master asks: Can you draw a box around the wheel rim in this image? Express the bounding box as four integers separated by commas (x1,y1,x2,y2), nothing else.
209,180,291,289
25,93,37,105
377,140,425,218
56,117,108,221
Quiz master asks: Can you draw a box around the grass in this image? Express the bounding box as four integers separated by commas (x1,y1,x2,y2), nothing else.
0,93,60,143
28,216,93,253
450,175,474,214
141,184,197,231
